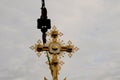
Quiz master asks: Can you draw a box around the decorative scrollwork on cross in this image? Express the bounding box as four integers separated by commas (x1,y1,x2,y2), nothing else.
30,26,79,80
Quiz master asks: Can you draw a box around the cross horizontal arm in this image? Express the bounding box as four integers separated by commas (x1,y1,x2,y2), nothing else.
61,46,73,53
37,45,49,52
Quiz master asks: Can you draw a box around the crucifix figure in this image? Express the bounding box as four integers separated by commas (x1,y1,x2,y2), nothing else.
30,26,79,80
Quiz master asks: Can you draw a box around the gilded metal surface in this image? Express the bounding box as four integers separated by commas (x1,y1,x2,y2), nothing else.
30,26,79,80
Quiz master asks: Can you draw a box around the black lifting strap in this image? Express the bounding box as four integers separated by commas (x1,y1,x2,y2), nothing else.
41,0,47,19
37,0,51,44
42,0,45,7
41,0,47,44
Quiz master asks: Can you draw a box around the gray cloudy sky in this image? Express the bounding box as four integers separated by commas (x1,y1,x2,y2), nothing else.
0,0,120,80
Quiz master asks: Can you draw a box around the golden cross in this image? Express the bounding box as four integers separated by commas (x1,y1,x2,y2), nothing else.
30,26,79,80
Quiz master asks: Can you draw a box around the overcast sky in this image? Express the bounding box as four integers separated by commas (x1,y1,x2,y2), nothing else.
0,0,120,80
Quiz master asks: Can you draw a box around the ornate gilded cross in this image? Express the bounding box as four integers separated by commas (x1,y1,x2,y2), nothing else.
30,26,79,80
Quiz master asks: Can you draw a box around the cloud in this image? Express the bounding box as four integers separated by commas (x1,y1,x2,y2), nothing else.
0,0,120,80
